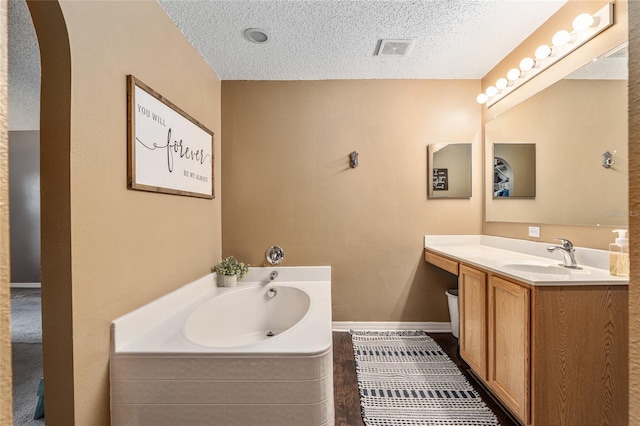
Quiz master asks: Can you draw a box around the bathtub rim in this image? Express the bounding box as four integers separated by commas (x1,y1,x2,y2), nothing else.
111,266,332,356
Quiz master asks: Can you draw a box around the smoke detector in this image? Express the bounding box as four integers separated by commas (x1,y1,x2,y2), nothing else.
377,39,414,57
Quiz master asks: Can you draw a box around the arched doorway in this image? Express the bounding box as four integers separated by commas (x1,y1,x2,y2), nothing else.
17,1,73,423
493,156,513,198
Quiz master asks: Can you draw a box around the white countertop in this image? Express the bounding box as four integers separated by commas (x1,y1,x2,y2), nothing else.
425,235,628,286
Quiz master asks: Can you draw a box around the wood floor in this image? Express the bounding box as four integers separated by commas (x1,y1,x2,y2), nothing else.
332,331,520,426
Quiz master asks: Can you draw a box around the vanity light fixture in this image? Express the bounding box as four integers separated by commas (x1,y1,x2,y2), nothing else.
573,13,597,31
519,57,535,72
506,68,521,81
496,78,508,90
477,2,613,106
551,30,573,47
535,44,552,60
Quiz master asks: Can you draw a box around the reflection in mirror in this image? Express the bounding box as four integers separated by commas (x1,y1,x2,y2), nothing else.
427,143,471,199
493,143,535,198
485,43,628,226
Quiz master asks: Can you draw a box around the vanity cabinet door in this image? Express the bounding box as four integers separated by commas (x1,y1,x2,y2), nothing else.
488,275,530,424
458,265,487,380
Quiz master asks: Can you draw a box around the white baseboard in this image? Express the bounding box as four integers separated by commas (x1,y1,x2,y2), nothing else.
332,321,452,333
10,282,41,288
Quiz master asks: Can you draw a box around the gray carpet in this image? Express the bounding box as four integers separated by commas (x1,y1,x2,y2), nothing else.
11,288,45,425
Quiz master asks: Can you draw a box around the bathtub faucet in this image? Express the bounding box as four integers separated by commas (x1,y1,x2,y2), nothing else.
269,271,278,281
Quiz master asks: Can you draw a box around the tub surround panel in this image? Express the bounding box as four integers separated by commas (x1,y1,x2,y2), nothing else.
111,351,334,426
111,354,333,381
114,401,333,426
110,267,334,426
111,352,333,382
118,374,332,405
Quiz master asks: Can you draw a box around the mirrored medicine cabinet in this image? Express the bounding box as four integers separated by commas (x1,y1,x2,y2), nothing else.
427,143,472,199
485,43,628,226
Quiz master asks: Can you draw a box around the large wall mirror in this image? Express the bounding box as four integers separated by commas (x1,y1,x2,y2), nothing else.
428,143,472,199
485,43,628,226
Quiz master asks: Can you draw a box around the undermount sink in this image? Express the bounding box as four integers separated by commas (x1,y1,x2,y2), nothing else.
502,263,574,275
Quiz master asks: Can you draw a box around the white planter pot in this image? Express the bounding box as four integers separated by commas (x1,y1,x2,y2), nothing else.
222,274,237,287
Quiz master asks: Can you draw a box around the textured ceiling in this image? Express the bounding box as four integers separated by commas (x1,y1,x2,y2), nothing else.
159,0,567,80
8,0,572,130
9,0,41,131
566,46,628,80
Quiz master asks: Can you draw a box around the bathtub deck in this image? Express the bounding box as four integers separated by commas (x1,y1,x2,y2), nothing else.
331,331,519,426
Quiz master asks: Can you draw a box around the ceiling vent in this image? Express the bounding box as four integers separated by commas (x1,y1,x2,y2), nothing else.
377,39,414,57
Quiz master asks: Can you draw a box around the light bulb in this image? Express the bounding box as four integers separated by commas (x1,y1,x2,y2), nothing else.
496,78,508,90
507,68,521,81
520,57,535,71
573,13,595,31
552,30,572,47
485,86,498,97
476,93,488,104
535,45,552,60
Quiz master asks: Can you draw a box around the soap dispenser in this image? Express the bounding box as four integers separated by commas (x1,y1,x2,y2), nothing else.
609,229,629,277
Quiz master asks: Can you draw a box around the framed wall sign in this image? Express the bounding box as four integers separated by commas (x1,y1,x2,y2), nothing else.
432,168,449,191
127,75,214,199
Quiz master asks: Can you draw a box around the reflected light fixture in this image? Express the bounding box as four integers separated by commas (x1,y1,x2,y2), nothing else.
477,2,613,106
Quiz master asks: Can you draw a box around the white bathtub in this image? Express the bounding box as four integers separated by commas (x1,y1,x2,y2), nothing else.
110,266,334,426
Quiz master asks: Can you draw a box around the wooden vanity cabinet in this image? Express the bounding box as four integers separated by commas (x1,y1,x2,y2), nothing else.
426,249,628,425
458,265,488,380
459,265,530,424
487,275,530,424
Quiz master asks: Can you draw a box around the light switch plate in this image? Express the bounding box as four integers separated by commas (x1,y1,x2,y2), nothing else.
528,226,541,238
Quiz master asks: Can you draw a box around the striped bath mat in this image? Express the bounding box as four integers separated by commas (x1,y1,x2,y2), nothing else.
351,330,499,426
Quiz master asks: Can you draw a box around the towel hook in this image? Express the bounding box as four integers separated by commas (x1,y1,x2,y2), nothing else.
602,150,616,168
349,151,359,168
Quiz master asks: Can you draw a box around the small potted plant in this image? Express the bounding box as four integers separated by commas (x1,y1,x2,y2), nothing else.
214,256,249,287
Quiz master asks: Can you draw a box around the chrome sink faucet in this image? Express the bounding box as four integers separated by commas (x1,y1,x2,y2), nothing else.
547,238,580,269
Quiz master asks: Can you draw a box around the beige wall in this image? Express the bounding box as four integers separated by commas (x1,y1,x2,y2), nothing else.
486,80,627,227
222,80,481,322
482,0,628,250
28,1,222,424
0,0,11,423
628,2,640,423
